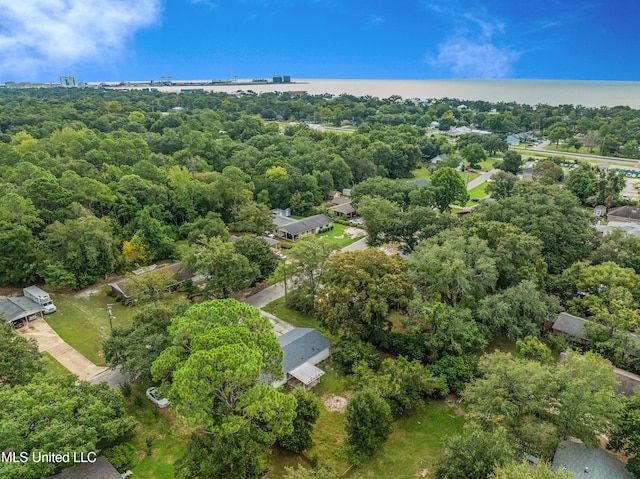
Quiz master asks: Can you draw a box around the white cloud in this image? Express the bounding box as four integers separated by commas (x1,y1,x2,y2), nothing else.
0,0,162,79
429,37,520,78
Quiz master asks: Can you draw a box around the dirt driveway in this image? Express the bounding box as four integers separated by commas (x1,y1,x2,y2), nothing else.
16,317,107,381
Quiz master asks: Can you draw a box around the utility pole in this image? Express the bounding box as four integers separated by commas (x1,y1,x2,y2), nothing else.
107,304,114,331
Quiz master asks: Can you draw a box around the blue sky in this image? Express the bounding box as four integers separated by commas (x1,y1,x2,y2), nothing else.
1,0,639,83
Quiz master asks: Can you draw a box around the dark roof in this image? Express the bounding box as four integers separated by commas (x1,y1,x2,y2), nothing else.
553,312,589,338
108,262,194,299
608,206,640,221
278,328,332,373
615,367,640,397
328,202,355,215
46,456,121,479
0,297,43,323
331,196,351,205
272,215,297,228
553,313,640,357
278,214,332,236
552,440,633,479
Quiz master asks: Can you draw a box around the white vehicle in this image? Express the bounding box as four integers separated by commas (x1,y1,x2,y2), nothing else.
23,286,56,314
146,387,170,408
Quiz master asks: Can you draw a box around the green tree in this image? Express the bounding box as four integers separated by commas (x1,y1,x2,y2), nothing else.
462,143,486,169
409,230,497,306
182,236,259,298
352,356,447,416
609,390,640,477
486,171,519,200
490,461,569,479
589,169,626,211
103,299,190,382
475,281,559,339
283,235,335,313
0,322,42,387
315,249,412,339
278,388,321,454
566,164,597,203
0,375,136,479
233,235,279,282
344,389,393,463
532,160,564,184
434,423,515,479
500,150,523,174
152,300,296,476
430,167,469,212
41,215,118,289
547,122,570,148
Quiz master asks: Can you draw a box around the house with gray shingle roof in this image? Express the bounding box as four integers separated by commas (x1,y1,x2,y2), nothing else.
552,440,633,479
46,456,121,479
607,206,640,224
272,328,331,388
276,214,332,241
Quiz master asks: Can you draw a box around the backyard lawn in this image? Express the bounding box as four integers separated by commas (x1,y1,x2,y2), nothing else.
46,286,137,366
126,381,189,479
266,364,466,479
317,223,365,250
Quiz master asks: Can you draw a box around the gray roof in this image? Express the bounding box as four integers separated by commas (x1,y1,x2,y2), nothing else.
46,456,121,479
0,297,43,323
273,215,297,228
331,196,351,205
552,440,633,479
615,367,640,397
277,214,332,236
430,153,448,163
608,206,640,221
553,312,640,356
328,202,355,215
553,312,589,338
278,328,331,373
409,179,430,187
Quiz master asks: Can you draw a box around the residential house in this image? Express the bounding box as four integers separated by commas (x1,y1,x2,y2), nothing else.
607,206,640,224
272,328,332,389
46,456,122,479
429,153,448,165
552,440,633,478
0,296,44,327
327,201,356,218
276,214,332,241
553,312,640,357
108,262,197,301
271,207,291,217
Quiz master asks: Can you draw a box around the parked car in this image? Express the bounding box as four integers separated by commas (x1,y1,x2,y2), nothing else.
12,320,24,329
146,387,170,408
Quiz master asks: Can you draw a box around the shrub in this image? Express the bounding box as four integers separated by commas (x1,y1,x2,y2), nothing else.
104,442,137,471
332,339,381,376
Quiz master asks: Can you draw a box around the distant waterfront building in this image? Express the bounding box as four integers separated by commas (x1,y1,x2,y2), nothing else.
60,76,76,87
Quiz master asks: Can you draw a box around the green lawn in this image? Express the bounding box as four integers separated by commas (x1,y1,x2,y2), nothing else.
41,351,74,377
263,297,339,343
465,182,490,206
267,364,466,479
126,382,189,479
46,286,137,366
317,223,365,250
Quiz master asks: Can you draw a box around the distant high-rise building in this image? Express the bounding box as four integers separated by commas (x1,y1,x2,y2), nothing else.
60,76,76,87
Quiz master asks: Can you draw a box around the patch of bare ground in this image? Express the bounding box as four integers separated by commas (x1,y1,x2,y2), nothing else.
344,226,367,238
378,242,400,256
444,394,466,416
323,395,348,413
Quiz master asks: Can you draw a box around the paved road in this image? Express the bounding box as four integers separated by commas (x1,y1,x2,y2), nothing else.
467,169,500,190
17,317,108,381
511,143,640,166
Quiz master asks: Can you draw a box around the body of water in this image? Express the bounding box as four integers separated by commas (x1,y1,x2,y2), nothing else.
139,78,640,109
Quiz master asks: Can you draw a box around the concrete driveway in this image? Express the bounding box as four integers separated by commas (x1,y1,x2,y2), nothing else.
16,317,107,381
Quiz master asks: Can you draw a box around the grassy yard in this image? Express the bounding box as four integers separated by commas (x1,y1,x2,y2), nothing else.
46,286,137,366
126,382,189,479
465,182,490,206
267,364,466,479
41,351,74,377
263,297,339,343
317,223,365,250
